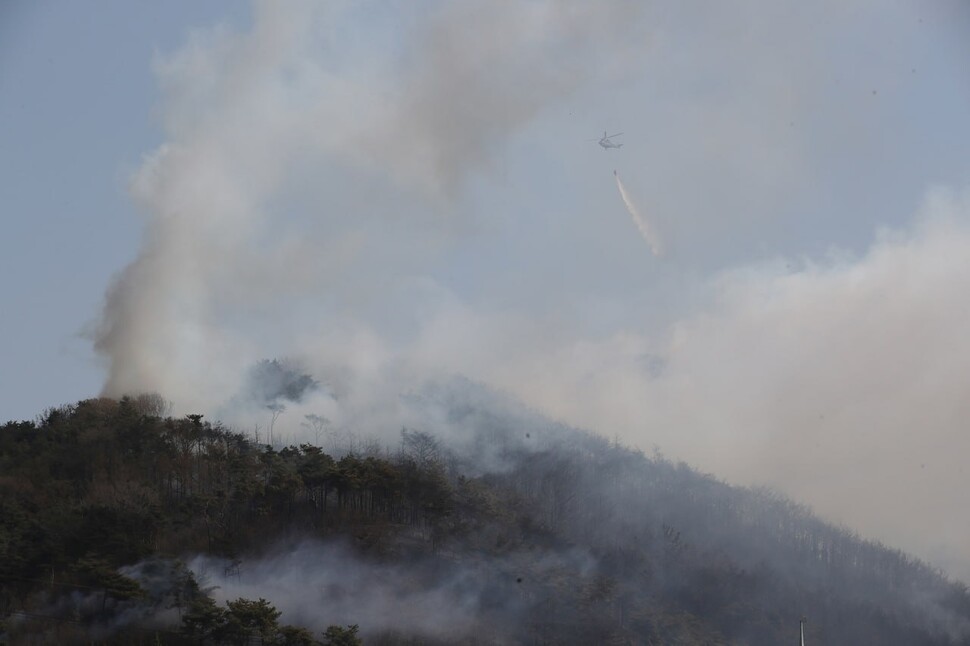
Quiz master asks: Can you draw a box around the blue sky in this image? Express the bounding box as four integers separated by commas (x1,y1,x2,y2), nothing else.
3,1,970,577
1,1,247,420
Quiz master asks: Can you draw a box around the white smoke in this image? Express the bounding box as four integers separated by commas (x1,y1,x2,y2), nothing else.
188,542,485,639
614,170,662,257
477,188,970,580
93,0,651,411
90,0,970,581
185,540,597,641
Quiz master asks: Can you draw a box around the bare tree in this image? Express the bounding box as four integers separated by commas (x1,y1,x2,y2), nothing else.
301,413,330,447
266,403,285,447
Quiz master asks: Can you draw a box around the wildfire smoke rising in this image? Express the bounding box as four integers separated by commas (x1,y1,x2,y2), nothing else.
92,1,970,581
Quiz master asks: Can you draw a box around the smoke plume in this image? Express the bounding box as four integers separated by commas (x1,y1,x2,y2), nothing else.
93,0,650,412
91,0,970,581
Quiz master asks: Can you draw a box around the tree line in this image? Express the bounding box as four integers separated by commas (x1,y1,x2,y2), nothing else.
3,393,970,644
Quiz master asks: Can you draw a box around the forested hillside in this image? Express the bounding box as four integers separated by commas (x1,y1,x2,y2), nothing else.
2,387,969,645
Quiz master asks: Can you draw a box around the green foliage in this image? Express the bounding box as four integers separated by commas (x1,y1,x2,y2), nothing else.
0,398,456,641
73,555,145,601
180,596,326,645
278,624,320,646
322,624,362,646
223,597,282,643
181,594,226,642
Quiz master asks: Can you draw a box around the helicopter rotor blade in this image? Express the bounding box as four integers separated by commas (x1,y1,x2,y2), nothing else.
607,132,623,138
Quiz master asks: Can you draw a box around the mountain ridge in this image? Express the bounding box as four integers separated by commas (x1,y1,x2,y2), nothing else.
2,382,968,644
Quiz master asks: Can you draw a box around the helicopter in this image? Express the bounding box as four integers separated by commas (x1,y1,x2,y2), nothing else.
592,131,623,149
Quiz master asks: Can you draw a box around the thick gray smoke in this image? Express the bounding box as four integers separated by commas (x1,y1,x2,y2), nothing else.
93,0,970,581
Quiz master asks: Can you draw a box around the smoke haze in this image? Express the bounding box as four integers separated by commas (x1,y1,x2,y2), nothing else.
93,0,970,580
186,540,570,640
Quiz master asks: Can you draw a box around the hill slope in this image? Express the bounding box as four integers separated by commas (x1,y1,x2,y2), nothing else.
2,385,969,644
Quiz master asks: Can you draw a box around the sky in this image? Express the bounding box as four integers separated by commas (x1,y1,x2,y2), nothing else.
3,1,970,578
